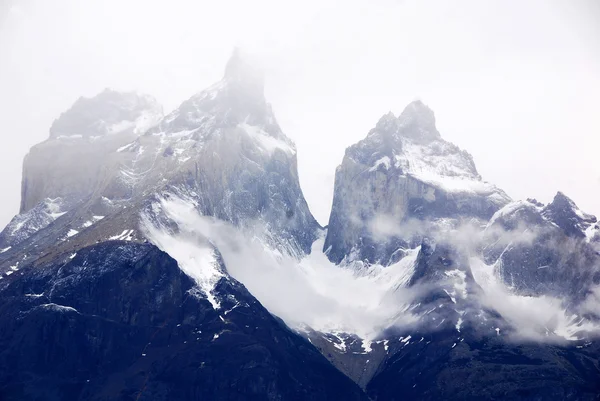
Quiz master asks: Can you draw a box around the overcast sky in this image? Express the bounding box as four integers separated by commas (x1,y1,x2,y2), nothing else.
1,0,599,227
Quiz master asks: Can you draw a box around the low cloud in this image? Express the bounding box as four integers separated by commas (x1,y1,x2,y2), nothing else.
470,257,599,342
143,196,424,341
144,197,600,343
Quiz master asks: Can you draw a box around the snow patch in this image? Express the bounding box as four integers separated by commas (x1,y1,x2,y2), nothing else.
585,224,598,243
456,317,463,332
486,200,539,229
109,229,134,241
117,143,135,152
40,303,78,313
66,229,79,238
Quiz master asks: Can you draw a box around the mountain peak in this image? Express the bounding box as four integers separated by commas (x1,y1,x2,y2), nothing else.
397,99,440,141
547,191,580,214
542,191,597,237
375,111,398,131
223,48,264,94
49,89,162,139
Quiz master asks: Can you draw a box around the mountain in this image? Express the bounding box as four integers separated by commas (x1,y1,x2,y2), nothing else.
482,193,600,302
324,101,510,266
20,89,163,214
1,51,599,400
318,101,600,398
0,49,319,280
0,51,355,401
0,242,366,401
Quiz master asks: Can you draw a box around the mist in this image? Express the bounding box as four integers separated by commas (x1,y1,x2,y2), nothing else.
143,196,600,344
1,0,600,230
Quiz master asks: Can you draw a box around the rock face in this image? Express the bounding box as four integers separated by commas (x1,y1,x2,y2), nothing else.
49,89,162,139
0,242,367,401
366,328,600,401
324,101,509,265
20,90,163,213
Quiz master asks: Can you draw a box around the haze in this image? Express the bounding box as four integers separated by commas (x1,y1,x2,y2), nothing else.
1,0,599,228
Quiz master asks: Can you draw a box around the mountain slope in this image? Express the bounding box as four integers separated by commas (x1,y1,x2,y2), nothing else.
0,241,367,401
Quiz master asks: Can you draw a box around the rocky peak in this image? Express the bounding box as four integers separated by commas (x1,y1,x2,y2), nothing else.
367,100,439,149
223,48,265,95
397,100,440,142
154,49,283,140
49,89,163,139
325,100,509,266
542,192,597,238
374,111,399,132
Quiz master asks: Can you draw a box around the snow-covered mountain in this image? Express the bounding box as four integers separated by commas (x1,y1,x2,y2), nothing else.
0,50,318,284
0,52,599,400
324,101,510,266
483,193,600,302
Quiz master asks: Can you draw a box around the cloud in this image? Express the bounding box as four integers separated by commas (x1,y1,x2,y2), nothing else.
470,256,600,342
581,286,600,319
368,214,427,242
143,196,424,341
143,196,600,344
365,213,600,341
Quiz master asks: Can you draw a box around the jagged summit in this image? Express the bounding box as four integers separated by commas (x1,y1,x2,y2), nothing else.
371,100,440,144
223,48,265,91
542,191,597,238
49,89,163,139
325,101,509,265
397,99,440,141
153,49,285,143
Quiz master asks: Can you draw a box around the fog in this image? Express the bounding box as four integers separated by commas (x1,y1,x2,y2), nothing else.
144,196,422,340
143,196,599,343
1,0,599,229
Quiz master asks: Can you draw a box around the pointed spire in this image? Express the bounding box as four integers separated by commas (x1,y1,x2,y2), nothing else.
543,191,597,237
223,47,264,95
397,100,440,141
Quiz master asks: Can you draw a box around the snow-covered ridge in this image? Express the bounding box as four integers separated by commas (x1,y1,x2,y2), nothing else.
486,200,542,229
488,194,598,240
141,195,599,345
0,197,67,247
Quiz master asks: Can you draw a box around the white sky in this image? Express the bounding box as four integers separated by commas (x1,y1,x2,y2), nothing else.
0,0,599,227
